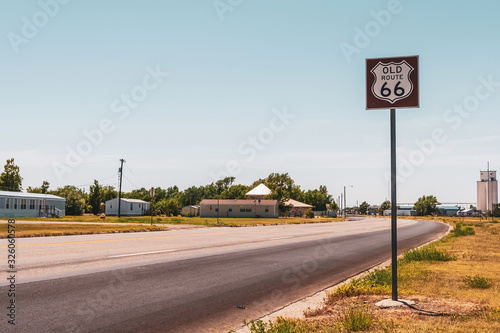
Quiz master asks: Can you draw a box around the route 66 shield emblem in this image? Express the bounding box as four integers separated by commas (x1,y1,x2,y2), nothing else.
371,60,414,104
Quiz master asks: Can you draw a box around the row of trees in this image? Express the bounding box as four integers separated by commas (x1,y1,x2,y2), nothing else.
1,158,468,217
2,159,337,216
351,195,441,216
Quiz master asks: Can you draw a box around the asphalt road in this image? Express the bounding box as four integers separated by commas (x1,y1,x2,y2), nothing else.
0,218,448,332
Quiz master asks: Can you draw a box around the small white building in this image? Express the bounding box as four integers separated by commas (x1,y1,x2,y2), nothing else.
0,190,66,218
181,205,200,217
105,198,150,216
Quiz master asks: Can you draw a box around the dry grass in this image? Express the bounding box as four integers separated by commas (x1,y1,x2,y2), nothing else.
0,223,168,238
7,215,343,227
255,217,500,332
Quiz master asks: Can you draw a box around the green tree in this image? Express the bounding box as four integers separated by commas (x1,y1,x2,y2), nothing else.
27,181,50,194
220,184,249,200
88,180,103,215
414,195,440,216
51,186,86,215
124,188,150,201
252,173,303,215
328,201,339,212
358,201,370,215
302,186,332,211
157,198,180,216
181,186,204,206
101,185,117,202
0,158,23,192
379,200,391,215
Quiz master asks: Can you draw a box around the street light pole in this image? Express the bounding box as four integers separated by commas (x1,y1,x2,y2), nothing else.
344,185,353,219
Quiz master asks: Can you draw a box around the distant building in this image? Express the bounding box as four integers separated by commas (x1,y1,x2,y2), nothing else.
368,205,380,215
436,205,460,216
105,198,150,216
199,199,279,218
477,169,498,213
181,205,200,217
285,199,313,217
384,205,417,216
0,190,66,218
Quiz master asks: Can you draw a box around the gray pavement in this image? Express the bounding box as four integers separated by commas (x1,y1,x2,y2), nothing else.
0,218,448,332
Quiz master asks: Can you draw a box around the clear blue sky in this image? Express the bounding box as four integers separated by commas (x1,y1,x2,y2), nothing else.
1,0,499,206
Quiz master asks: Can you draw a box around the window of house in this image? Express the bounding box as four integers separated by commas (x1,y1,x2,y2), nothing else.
130,203,133,210
265,207,269,213
215,208,218,212
240,207,245,212
210,205,212,210
21,199,27,209
30,199,35,209
245,208,251,212
228,208,232,212
6,198,9,209
14,199,17,209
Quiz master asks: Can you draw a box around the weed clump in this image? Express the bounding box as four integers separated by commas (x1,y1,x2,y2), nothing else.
451,223,475,237
342,304,373,331
244,318,301,333
463,275,494,289
402,246,455,262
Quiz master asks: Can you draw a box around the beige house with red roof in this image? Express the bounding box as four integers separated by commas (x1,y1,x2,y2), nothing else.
199,199,278,218
200,184,278,218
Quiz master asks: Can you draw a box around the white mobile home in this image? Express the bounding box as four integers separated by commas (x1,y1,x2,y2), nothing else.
105,198,150,216
0,191,66,218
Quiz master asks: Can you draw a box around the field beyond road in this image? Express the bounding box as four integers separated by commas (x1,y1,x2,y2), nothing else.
0,215,343,238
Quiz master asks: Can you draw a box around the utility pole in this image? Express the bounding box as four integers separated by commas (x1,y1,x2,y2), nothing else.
118,159,125,218
340,193,343,218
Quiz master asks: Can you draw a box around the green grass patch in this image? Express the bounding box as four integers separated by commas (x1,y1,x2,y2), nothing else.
244,318,305,333
451,222,476,237
463,275,494,289
342,304,373,331
329,269,392,301
401,246,455,262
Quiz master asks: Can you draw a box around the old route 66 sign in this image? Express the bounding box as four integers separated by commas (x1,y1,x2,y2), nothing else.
371,60,413,103
366,56,419,110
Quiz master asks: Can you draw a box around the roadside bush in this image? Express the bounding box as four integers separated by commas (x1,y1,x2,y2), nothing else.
342,304,373,331
402,246,455,262
304,209,314,218
244,318,301,333
451,223,475,237
463,275,494,289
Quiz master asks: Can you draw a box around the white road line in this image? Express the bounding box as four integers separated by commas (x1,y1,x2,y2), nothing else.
270,236,293,240
109,249,177,258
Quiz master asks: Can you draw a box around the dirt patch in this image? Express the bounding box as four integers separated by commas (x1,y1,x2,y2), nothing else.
304,295,486,323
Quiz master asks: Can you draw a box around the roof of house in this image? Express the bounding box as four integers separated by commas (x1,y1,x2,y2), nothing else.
106,198,149,204
437,205,460,210
284,199,313,208
200,199,278,205
0,190,65,200
245,184,272,196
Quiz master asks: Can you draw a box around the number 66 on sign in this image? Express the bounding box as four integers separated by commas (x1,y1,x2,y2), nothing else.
366,56,419,110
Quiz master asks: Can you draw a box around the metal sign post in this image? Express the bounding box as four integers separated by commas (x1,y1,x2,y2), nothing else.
366,56,419,301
